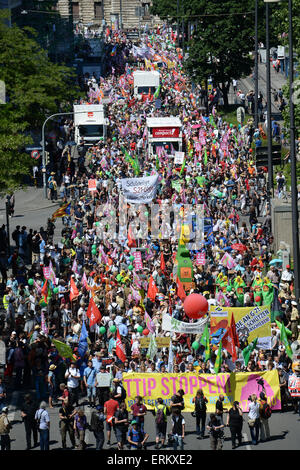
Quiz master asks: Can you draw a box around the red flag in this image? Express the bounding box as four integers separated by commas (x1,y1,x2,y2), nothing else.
147,275,158,302
86,297,102,327
160,252,166,273
230,313,240,348
116,328,127,363
222,326,237,362
41,280,48,304
128,225,137,248
176,277,186,301
70,277,79,302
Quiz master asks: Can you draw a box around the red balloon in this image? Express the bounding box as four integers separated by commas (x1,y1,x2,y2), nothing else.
183,294,208,319
255,296,261,303
143,328,150,336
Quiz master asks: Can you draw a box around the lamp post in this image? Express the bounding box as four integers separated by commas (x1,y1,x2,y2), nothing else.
264,0,299,305
265,1,273,196
254,0,259,128
287,0,300,305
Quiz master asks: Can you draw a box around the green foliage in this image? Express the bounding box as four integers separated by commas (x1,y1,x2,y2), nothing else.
0,10,81,192
183,0,255,105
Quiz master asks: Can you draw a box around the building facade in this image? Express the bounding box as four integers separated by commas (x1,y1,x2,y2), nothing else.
56,0,161,29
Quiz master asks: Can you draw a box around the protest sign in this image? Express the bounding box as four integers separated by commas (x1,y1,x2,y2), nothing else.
123,371,280,412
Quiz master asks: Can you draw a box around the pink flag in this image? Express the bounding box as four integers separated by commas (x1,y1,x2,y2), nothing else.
144,310,156,334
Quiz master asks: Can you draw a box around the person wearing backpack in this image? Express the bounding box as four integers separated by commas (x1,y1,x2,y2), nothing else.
127,420,149,450
114,401,129,450
170,408,185,451
35,401,50,450
90,405,105,450
0,406,12,450
259,392,271,442
153,397,168,449
192,389,208,439
112,378,127,404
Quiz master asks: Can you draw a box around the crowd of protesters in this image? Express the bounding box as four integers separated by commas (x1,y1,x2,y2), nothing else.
0,25,299,451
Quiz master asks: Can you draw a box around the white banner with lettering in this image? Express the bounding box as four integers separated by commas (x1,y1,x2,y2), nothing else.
119,174,159,204
162,314,209,335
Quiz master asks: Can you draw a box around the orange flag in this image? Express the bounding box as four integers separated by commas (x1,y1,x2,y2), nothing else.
176,277,186,301
86,297,102,327
70,277,79,302
160,252,166,273
41,280,48,304
128,225,137,248
147,275,158,302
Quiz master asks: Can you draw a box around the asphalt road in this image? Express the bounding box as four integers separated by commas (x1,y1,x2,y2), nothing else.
4,388,300,451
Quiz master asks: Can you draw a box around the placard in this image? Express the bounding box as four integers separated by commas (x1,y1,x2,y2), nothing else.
174,151,185,165
196,252,206,265
140,337,170,348
88,179,97,191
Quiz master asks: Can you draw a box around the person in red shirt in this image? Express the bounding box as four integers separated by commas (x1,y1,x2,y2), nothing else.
104,392,119,446
130,396,147,432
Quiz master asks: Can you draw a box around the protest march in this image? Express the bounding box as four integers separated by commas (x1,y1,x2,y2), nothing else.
0,24,299,452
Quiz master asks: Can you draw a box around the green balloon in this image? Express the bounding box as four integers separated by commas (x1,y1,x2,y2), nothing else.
95,222,100,227
144,211,149,217
109,325,117,333
192,341,200,351
40,301,47,308
92,244,97,250
92,249,97,255
53,287,59,294
129,255,135,262
128,264,134,271
28,278,34,286
100,326,106,334
137,325,143,334
226,286,232,292
112,137,117,141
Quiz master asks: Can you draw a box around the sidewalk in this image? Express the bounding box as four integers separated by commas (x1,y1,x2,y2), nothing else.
228,61,287,120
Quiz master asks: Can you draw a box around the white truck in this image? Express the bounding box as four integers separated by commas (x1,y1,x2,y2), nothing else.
146,116,183,158
73,104,108,146
133,70,160,99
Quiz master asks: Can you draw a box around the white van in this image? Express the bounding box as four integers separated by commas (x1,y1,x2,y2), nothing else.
73,104,108,146
146,116,183,158
133,70,160,99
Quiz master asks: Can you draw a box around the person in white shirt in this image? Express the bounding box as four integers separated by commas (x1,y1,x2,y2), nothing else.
65,363,81,407
247,394,260,445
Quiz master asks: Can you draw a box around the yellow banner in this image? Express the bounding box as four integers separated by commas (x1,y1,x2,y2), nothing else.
209,305,271,350
123,371,280,413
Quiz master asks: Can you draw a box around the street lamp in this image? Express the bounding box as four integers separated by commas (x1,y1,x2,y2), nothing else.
264,0,300,305
254,0,259,129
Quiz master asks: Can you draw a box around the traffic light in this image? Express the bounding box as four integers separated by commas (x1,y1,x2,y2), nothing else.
255,145,282,168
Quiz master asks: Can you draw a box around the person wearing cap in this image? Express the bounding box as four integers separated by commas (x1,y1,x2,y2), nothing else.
127,419,149,450
20,394,38,450
226,400,243,449
48,364,57,409
281,265,294,284
0,406,12,450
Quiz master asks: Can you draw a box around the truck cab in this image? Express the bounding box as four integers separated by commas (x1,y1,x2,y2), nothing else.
73,104,108,146
146,116,183,158
133,70,160,99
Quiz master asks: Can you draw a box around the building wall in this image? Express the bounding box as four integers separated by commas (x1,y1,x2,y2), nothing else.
57,0,162,28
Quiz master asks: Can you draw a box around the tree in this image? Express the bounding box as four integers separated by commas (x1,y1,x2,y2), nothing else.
183,0,255,107
0,11,81,192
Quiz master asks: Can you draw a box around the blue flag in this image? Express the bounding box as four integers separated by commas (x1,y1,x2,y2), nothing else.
78,321,88,358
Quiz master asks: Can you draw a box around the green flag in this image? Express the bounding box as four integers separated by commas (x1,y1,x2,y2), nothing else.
52,339,75,360
153,84,161,99
171,180,182,193
180,158,186,176
146,334,158,361
279,321,293,360
200,323,211,361
156,154,160,170
204,148,208,165
275,319,292,337
242,338,258,367
214,339,223,374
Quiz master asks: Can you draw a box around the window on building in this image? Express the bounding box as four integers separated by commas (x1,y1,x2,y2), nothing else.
94,2,102,19
72,2,80,20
